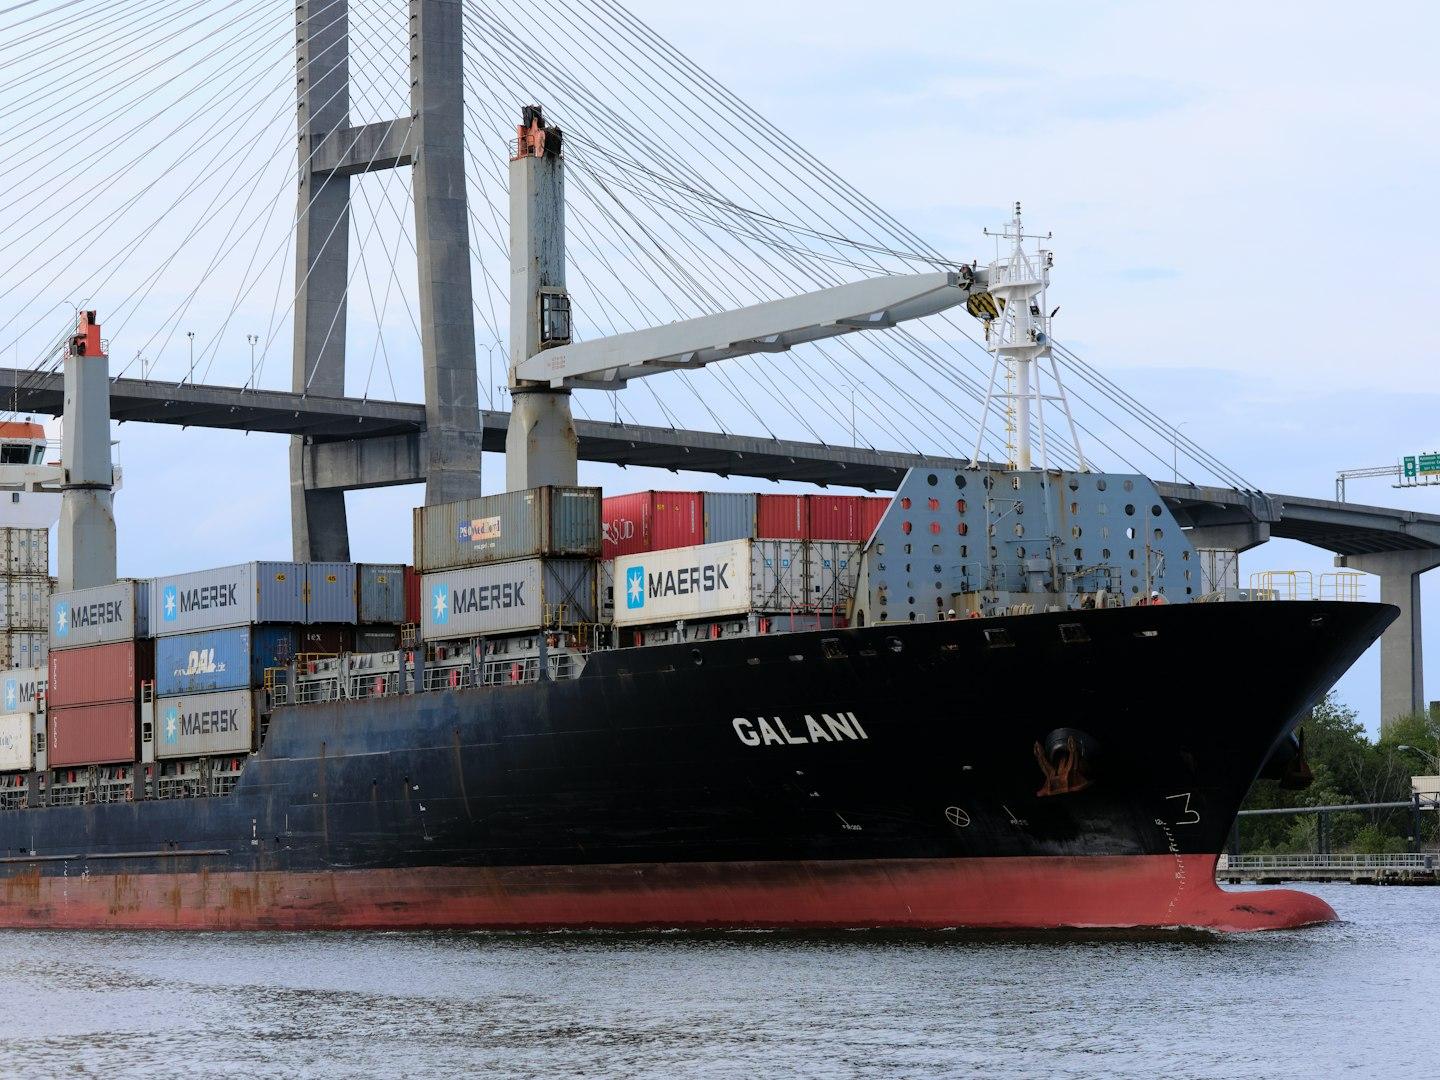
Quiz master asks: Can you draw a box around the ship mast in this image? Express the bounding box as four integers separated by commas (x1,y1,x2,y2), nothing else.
971,204,1086,471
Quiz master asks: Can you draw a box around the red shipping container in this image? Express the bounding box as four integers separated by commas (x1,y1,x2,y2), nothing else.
757,494,807,540
859,496,890,541
48,701,138,767
403,566,421,625
47,639,154,709
602,491,703,557
807,494,866,541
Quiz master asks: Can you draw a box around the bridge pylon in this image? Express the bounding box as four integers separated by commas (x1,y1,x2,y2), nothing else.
290,0,482,560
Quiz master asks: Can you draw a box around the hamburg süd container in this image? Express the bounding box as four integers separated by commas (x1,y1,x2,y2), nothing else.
154,625,298,697
1,666,46,715
49,578,150,651
155,688,257,760
0,576,51,630
414,487,602,573
611,539,809,627
0,712,32,772
47,640,153,709
420,558,599,640
47,701,138,768
403,566,421,625
756,494,807,540
858,496,889,542
357,564,407,624
306,562,358,624
602,491,703,558
702,492,757,544
150,562,306,635
806,495,893,542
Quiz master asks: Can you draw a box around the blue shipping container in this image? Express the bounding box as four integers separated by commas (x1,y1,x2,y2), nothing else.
154,626,298,696
357,564,406,624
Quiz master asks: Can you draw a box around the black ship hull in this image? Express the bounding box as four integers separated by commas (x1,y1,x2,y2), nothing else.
0,601,1395,931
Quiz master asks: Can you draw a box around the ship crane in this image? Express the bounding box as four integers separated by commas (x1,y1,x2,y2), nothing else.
503,106,990,492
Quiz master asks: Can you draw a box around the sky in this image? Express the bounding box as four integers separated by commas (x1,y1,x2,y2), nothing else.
10,0,1439,733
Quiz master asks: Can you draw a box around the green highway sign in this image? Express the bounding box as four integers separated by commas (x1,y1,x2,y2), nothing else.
1421,453,1440,475
1405,456,1419,478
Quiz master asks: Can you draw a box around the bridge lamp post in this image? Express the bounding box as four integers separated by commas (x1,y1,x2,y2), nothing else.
1398,745,1440,771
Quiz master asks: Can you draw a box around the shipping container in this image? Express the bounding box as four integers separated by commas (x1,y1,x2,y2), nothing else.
49,578,149,650
756,494,807,540
306,562,357,624
807,542,863,610
703,492,757,543
0,630,47,669
403,565,421,625
357,564,406,624
296,625,353,655
154,625,298,697
0,712,32,771
154,688,257,760
150,562,306,635
0,575,50,629
858,496,889,542
612,539,809,627
47,701,137,767
420,558,599,640
355,627,400,653
602,491,703,558
0,666,46,714
47,640,153,708
2,527,49,576
1196,548,1241,595
414,487,602,572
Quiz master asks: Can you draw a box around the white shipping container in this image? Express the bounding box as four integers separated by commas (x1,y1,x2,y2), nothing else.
806,542,863,611
0,666,46,714
3,528,49,576
0,712,32,771
0,577,51,629
154,688,257,760
150,562,306,634
612,539,809,627
1196,548,1241,595
0,631,46,669
420,559,599,640
49,579,149,650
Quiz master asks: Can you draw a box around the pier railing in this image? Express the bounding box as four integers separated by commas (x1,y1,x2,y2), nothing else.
1219,853,1437,871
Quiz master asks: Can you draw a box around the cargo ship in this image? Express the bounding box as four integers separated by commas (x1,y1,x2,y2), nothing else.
0,197,1393,933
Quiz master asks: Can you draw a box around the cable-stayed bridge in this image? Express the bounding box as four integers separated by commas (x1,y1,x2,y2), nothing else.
0,0,1435,725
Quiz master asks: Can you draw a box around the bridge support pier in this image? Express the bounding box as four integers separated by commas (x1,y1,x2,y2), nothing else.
1337,550,1440,733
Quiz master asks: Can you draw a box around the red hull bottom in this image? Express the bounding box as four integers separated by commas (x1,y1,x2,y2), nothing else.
0,855,1335,933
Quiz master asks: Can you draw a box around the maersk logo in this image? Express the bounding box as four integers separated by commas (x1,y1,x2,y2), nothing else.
163,706,179,745
1,676,38,712
163,703,238,742
162,585,178,622
626,566,645,609
432,583,450,625
63,598,126,632
164,582,238,620
2,677,16,711
638,561,731,603
54,601,69,637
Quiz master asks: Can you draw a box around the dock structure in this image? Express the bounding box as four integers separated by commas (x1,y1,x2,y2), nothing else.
1218,853,1438,886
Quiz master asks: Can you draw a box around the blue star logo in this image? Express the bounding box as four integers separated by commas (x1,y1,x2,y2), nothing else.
162,585,178,621
431,583,450,625
625,566,646,610
54,602,69,637
163,707,179,744
2,679,16,710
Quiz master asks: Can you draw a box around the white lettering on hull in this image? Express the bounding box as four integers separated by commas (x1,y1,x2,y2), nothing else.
732,712,868,747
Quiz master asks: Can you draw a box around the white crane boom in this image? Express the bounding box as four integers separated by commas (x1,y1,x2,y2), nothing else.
513,270,982,389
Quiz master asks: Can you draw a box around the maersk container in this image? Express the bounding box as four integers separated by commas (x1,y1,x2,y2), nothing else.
420,558,599,640
47,701,137,768
154,625,298,696
756,494,807,540
0,666,46,715
357,563,406,624
703,492,757,543
49,578,150,651
612,539,808,627
0,713,32,772
0,576,50,629
602,491,703,558
3,527,49,576
807,542,863,610
414,487,602,572
150,562,306,635
306,562,357,624
47,640,153,709
155,688,257,760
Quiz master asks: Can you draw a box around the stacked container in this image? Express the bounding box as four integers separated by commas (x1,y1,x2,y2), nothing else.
45,580,152,768
414,487,602,642
0,665,47,773
0,527,52,669
601,491,703,559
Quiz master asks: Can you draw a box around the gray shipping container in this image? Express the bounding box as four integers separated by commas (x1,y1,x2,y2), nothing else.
752,539,808,612
357,564,406,624
49,578,150,650
3,528,49,576
154,687,257,760
806,542,863,610
151,562,306,634
306,562,358,624
420,558,599,640
1,576,51,630
703,492,757,543
414,486,602,572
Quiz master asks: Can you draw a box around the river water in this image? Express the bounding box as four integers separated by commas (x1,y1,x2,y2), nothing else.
0,884,1432,1078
